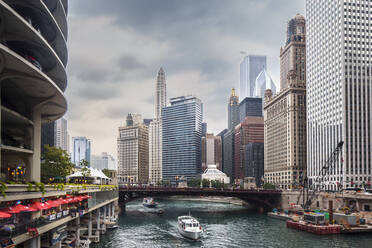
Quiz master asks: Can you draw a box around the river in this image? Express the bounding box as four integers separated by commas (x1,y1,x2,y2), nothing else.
92,199,372,248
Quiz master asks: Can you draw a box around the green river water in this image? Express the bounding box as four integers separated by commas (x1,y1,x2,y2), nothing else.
92,199,372,248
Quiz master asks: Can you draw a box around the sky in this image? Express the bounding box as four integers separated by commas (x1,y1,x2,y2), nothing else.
66,0,305,159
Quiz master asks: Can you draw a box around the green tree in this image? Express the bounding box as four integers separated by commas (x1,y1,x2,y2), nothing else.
262,183,276,190
41,145,74,183
102,168,111,178
80,159,91,183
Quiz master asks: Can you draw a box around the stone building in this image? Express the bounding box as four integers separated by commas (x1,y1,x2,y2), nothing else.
264,14,307,190
201,133,222,171
117,114,149,184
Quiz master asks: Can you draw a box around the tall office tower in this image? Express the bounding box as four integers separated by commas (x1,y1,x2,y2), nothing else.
217,129,228,172
280,14,306,90
307,0,372,190
162,96,203,181
234,116,264,184
91,152,116,171
239,97,263,123
222,129,235,182
41,122,55,154
149,68,167,184
201,133,222,171
202,122,207,137
240,55,267,98
254,69,277,99
55,117,69,151
155,68,167,119
228,88,240,129
264,15,307,190
117,114,149,184
72,137,91,167
149,118,162,184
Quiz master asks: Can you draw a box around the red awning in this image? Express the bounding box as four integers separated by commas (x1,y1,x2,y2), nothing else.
46,200,61,208
0,211,12,218
57,198,69,205
73,196,83,202
81,195,92,200
30,202,51,210
3,204,37,213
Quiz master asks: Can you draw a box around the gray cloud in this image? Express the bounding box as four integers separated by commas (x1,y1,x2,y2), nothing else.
66,0,305,157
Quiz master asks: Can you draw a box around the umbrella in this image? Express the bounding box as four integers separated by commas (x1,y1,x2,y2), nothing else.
0,211,12,218
12,204,38,212
57,198,69,205
81,195,92,200
46,200,61,208
2,206,21,214
30,202,51,210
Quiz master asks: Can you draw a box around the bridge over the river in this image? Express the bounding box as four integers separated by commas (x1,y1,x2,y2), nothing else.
119,186,282,210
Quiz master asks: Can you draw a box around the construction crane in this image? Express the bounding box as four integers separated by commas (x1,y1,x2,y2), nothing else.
297,141,344,210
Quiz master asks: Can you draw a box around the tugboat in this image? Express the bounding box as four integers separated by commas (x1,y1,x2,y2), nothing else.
177,215,202,240
142,197,157,208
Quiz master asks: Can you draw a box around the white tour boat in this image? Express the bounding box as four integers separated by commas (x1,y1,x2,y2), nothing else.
177,215,202,240
142,197,157,208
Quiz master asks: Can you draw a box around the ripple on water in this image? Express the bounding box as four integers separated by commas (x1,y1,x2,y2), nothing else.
92,199,372,248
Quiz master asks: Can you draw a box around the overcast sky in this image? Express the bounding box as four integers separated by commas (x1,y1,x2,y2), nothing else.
66,0,305,159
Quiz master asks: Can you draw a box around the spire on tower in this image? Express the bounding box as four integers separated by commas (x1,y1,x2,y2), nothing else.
231,88,236,97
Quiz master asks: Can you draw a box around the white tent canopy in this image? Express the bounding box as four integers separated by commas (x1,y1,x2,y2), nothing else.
67,167,111,184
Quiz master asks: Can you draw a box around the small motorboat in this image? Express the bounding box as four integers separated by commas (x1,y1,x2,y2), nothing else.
143,198,157,208
177,215,202,240
106,224,119,230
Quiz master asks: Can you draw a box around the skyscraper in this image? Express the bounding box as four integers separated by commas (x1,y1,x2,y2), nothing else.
155,67,167,119
240,55,267,99
280,14,306,90
254,69,277,99
234,116,264,183
91,152,116,171
41,121,55,154
149,68,167,184
307,0,372,190
239,97,263,123
55,117,69,152
264,14,307,190
162,96,203,181
223,129,235,182
117,114,149,184
201,133,222,171
228,88,240,129
72,137,91,167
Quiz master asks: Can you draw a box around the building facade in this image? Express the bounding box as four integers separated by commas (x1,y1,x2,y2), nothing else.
228,88,240,130
149,68,167,184
255,69,277,99
217,129,228,172
264,14,307,190
307,0,372,190
222,129,235,182
162,96,203,181
55,117,69,151
281,14,306,90
234,117,264,183
91,152,116,171
41,121,55,154
239,97,263,123
149,119,162,184
202,133,222,171
117,114,149,184
72,137,91,167
240,55,267,99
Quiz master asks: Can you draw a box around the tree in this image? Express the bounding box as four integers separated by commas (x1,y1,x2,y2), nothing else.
41,145,74,183
80,159,91,183
262,183,276,190
102,168,111,178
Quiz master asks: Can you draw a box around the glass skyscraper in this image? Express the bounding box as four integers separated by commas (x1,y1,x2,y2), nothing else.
72,136,91,167
162,96,203,181
239,97,263,123
240,55,267,99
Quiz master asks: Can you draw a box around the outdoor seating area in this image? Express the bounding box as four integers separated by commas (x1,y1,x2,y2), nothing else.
0,194,92,239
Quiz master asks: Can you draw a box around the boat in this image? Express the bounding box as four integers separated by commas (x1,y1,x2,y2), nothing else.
177,215,202,240
106,224,119,230
142,198,157,208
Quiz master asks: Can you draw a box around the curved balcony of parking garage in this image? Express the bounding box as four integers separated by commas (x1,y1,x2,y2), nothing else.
41,0,68,39
0,1,67,91
0,43,67,125
61,0,68,14
2,0,68,67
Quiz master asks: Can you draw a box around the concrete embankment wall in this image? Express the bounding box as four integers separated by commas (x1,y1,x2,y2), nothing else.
281,191,372,212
